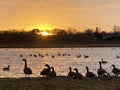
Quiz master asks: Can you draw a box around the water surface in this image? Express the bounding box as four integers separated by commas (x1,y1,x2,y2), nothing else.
0,47,120,78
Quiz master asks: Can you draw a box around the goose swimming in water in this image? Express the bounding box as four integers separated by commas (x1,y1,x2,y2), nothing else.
34,55,37,57
23,59,33,76
101,58,107,64
77,54,81,58
116,55,120,58
84,55,89,58
52,55,54,58
111,64,120,77
20,54,23,57
3,65,10,71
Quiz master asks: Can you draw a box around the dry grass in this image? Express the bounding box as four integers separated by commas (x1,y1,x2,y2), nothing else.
0,76,119,90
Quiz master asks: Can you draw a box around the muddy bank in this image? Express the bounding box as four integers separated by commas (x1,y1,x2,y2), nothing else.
0,76,120,90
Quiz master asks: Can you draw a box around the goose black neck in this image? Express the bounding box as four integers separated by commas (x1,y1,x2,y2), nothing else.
52,68,54,71
86,67,89,73
47,65,50,70
112,65,115,69
69,67,72,72
24,61,27,67
99,62,102,69
75,69,78,73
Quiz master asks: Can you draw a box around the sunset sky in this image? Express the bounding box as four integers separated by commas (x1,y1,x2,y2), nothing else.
0,0,120,31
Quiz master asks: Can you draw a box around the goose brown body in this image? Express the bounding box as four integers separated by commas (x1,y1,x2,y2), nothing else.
101,58,107,64
23,59,32,76
68,67,75,77
97,61,107,76
73,68,83,79
40,64,51,77
85,67,96,77
49,67,56,77
111,64,120,76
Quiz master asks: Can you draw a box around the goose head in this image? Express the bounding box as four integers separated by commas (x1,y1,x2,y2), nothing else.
74,68,78,73
51,67,54,71
23,59,27,62
111,64,115,68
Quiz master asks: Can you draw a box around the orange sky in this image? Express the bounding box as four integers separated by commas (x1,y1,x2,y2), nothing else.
0,0,120,31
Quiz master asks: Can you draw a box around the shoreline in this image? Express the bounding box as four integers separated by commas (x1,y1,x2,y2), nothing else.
0,76,120,90
1,42,120,48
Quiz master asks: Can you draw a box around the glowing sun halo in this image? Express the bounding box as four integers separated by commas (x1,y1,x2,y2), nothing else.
40,31,50,36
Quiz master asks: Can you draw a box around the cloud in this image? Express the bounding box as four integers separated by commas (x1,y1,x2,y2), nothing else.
0,0,53,7
0,0,120,9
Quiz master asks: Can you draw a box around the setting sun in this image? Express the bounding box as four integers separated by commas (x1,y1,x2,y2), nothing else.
40,32,49,36
38,31,52,36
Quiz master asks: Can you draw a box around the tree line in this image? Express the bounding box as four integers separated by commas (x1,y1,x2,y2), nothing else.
0,26,120,45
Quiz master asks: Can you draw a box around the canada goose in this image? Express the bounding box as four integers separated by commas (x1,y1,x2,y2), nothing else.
101,58,107,64
97,61,107,77
64,53,67,56
85,67,96,77
84,55,89,58
38,53,41,56
39,54,44,58
38,53,44,58
3,65,10,71
111,64,120,76
68,54,70,56
73,68,83,79
23,59,32,76
116,55,120,58
46,54,49,56
40,64,51,77
30,54,32,56
49,67,56,77
68,67,75,77
52,55,54,58
34,55,37,57
62,54,65,56
77,54,81,58
58,53,61,56
20,54,23,57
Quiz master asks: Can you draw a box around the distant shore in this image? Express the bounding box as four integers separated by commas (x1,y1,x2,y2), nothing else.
1,42,120,48
0,76,120,90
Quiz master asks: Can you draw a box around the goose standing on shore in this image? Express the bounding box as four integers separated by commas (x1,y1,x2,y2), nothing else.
111,64,120,77
85,67,96,77
3,65,10,71
23,59,33,76
68,67,75,77
49,67,56,77
73,68,83,79
40,64,51,77
97,61,107,77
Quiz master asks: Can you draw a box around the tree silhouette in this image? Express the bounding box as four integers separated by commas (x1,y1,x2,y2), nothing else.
94,27,103,40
